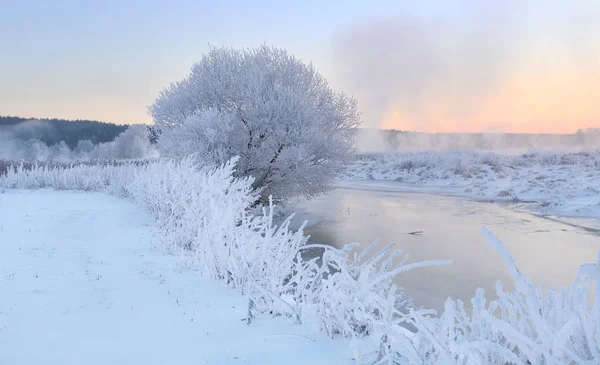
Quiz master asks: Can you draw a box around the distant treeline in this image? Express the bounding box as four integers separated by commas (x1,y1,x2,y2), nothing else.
0,116,129,149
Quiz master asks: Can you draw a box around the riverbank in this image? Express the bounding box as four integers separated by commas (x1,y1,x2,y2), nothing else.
342,150,600,220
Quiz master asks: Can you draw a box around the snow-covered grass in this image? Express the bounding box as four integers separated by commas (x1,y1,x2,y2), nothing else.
344,149,600,219
409,227,600,364
2,158,599,364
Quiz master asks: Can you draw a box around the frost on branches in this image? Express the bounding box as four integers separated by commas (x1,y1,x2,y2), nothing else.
149,46,360,202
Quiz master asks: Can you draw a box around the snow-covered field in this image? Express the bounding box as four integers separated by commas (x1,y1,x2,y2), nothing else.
343,150,600,219
0,190,349,365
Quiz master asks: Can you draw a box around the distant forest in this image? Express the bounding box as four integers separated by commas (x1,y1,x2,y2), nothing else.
0,116,129,149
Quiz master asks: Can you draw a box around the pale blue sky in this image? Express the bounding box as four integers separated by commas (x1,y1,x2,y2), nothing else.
1,1,598,132
1,0,458,124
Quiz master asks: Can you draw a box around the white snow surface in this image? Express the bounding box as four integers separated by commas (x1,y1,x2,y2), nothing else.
0,190,350,365
343,150,600,220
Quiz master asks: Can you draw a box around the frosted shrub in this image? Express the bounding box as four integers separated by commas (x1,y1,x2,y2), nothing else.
128,156,257,264
407,228,600,365
0,161,139,193
125,157,311,313
309,241,450,338
273,240,451,364
479,152,501,167
241,209,311,323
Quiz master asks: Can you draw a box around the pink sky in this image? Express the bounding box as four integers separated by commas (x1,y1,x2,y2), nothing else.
381,70,600,134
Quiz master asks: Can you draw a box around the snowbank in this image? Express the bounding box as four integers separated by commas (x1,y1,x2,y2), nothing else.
343,150,600,219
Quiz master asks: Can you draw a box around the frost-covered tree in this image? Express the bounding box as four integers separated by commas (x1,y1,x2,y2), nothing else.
92,125,154,160
49,141,71,161
110,124,153,159
150,46,360,201
23,139,50,161
75,140,95,156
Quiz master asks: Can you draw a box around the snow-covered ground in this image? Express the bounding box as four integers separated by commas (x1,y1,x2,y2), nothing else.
0,190,350,365
2,159,599,364
342,150,600,219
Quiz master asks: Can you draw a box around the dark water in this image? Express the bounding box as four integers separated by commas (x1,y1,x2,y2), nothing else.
290,186,600,313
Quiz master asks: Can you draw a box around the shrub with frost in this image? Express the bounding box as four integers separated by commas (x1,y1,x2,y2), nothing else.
407,228,600,365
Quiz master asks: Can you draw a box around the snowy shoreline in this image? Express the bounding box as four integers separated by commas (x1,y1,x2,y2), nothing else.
334,179,600,231
342,150,600,222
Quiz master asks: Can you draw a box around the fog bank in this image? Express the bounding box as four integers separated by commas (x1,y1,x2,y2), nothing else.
357,129,600,153
0,121,156,161
332,1,600,133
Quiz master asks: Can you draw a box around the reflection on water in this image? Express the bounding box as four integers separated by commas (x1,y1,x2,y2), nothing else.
291,187,600,314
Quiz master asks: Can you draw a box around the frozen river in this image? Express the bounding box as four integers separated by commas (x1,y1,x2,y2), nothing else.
292,183,600,313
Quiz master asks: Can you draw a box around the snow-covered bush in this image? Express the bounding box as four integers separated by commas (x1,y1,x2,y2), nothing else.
0,160,139,193
150,45,360,202
125,156,310,302
295,241,450,363
405,228,600,365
